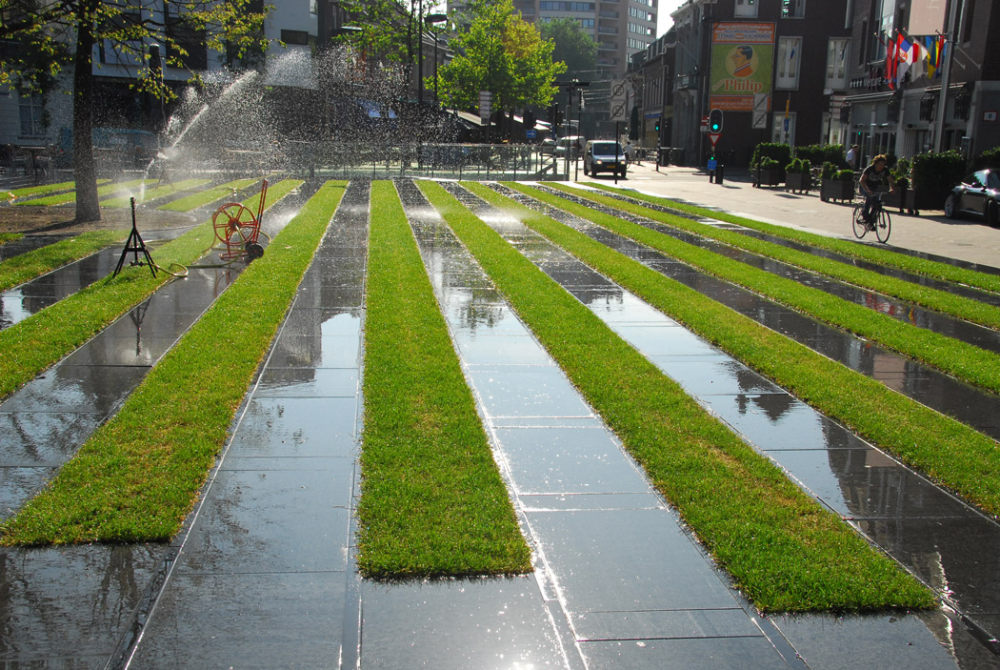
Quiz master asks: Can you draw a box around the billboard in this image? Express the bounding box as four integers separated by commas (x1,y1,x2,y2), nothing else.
710,22,775,112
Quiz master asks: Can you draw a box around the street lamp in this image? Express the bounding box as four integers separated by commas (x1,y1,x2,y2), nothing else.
425,13,447,108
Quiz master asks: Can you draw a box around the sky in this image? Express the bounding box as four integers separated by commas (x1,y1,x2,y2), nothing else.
657,0,687,38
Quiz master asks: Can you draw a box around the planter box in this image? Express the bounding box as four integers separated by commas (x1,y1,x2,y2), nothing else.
884,187,920,215
754,166,783,188
820,178,854,202
785,172,810,194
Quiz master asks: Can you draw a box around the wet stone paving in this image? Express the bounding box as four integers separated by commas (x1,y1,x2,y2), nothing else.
1,178,999,668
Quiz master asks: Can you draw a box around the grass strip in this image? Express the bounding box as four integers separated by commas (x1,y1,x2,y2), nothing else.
158,178,261,212
101,178,212,208
0,233,24,245
580,181,1000,296
0,230,126,292
0,180,341,544
3,180,109,202
16,179,155,206
0,179,302,402
518,183,1000,395
358,181,530,578
553,182,1000,330
421,180,932,611
471,182,1000,518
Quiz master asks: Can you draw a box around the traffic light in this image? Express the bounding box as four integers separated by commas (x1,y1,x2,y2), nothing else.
654,119,660,132
708,109,723,133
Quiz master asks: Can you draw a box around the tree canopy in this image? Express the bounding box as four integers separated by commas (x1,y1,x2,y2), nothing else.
1,0,267,221
436,0,565,115
539,17,597,82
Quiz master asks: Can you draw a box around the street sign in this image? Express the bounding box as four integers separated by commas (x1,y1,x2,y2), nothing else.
709,133,721,148
610,78,629,122
479,90,492,125
526,129,537,139
752,93,768,130
700,116,709,133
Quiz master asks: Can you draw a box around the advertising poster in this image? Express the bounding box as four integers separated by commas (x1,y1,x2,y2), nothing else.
710,22,775,112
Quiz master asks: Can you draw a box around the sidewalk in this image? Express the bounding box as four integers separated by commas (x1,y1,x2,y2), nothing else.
592,162,1000,272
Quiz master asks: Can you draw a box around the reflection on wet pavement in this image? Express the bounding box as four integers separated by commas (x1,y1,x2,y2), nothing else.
591,186,1000,308
449,181,1000,667
127,180,368,667
542,185,1000,355
502,185,1000,442
399,180,962,668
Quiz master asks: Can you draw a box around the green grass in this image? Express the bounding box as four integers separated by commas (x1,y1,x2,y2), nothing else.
579,181,1000,296
0,230,126,292
0,179,302,403
158,178,261,212
420,179,932,612
0,180,340,544
552,182,1000,330
517,183,1000,396
16,179,155,206
0,233,23,245
358,181,531,578
102,178,212,208
471,182,1000,517
3,180,109,203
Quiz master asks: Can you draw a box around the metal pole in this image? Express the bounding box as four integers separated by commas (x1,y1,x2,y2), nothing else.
434,33,439,107
934,0,964,152
417,0,423,105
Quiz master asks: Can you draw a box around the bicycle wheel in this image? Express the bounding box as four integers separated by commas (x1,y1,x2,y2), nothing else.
875,208,891,243
852,202,867,238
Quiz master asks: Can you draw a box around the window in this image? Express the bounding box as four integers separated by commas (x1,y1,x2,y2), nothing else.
19,94,44,137
776,36,801,89
281,29,309,45
780,0,804,18
825,38,848,89
734,0,757,18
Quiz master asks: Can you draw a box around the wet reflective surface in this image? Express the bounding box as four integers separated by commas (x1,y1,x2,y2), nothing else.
128,180,369,668
0,233,71,262
451,181,1000,666
500,184,1000,442
593,186,1000,308
4,179,1000,668
542,185,1000,354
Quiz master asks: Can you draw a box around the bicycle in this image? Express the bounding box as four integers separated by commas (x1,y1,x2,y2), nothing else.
852,191,892,243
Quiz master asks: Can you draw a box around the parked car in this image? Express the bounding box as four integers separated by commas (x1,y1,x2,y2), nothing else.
944,168,1000,227
583,140,627,178
540,138,556,155
554,136,582,159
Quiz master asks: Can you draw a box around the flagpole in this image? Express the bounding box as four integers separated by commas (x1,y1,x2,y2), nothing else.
933,0,964,152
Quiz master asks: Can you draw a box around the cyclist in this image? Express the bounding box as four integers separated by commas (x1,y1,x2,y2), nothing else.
858,154,893,227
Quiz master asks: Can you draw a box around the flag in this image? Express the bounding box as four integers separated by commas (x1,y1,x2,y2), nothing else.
925,35,945,79
910,40,927,80
885,34,898,89
897,34,916,83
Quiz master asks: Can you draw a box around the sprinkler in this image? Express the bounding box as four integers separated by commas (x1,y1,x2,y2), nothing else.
212,178,268,261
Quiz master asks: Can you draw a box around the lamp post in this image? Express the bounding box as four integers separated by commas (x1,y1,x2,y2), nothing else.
425,14,447,108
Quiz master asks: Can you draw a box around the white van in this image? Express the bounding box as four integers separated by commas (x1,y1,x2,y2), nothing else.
583,140,627,178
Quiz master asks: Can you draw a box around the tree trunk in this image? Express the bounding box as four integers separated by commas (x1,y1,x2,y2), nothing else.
73,2,101,223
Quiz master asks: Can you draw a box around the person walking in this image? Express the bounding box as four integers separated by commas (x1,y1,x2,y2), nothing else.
846,144,860,170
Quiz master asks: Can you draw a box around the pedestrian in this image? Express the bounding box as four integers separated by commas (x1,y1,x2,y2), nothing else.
857,154,893,226
624,140,634,164
846,144,859,170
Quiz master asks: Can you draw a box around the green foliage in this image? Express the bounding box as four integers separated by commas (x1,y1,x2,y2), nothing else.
758,156,780,170
784,157,810,174
820,161,838,180
973,146,1000,171
891,157,912,190
794,144,845,167
912,150,966,203
750,142,791,170
437,0,565,112
539,18,597,80
836,168,855,182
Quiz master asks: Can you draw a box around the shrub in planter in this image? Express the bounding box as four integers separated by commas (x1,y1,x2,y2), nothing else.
821,167,855,202
973,146,1000,171
784,158,811,192
911,150,966,210
751,142,791,178
796,144,846,168
755,156,783,187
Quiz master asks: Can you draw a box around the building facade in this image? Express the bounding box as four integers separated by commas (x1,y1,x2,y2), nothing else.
646,0,853,168
842,0,1000,166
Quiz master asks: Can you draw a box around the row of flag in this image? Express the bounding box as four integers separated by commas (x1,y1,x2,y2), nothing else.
886,32,947,89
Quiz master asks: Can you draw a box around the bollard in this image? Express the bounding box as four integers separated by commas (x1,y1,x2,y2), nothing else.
716,163,725,185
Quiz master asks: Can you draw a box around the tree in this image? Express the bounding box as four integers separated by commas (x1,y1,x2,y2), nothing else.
436,0,564,121
539,18,597,82
1,0,267,222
